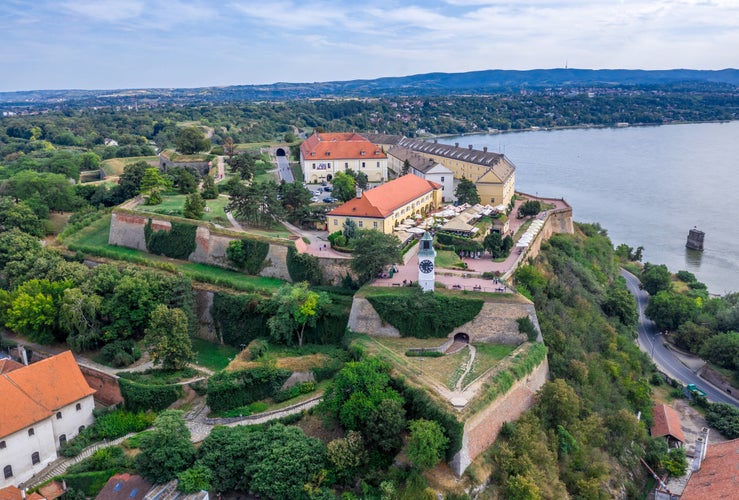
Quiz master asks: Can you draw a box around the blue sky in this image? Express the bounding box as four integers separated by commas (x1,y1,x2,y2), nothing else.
1,0,737,92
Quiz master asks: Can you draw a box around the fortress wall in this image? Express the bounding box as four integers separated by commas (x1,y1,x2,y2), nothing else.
451,356,549,475
348,297,401,337
317,258,355,286
108,212,150,251
451,302,537,345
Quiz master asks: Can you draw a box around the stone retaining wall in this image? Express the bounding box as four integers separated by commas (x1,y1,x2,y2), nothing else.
451,356,549,474
348,297,401,337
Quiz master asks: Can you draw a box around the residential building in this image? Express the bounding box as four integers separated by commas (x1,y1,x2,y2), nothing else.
680,438,738,499
300,132,388,184
651,404,686,449
0,352,95,488
385,146,454,202
326,174,442,234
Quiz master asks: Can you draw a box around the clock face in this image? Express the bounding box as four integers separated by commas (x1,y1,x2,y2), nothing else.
419,259,434,273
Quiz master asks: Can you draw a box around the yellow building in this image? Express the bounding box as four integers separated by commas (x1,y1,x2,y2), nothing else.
326,174,442,234
300,132,388,184
392,138,516,206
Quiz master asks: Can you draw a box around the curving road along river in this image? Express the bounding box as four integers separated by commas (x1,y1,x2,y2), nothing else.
621,269,737,407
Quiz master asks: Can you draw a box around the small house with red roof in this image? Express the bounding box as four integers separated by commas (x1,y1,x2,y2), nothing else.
0,352,95,488
680,438,738,499
326,174,442,234
300,132,388,184
651,404,686,449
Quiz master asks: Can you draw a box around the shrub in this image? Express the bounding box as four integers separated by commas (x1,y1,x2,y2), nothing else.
405,350,445,358
118,378,182,412
60,470,117,497
286,246,323,284
516,316,538,341
705,403,739,439
435,232,483,253
226,238,269,274
206,366,291,412
101,340,141,368
144,219,197,259
211,292,269,347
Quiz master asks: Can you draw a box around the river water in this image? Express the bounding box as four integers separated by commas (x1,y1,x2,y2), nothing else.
439,121,739,295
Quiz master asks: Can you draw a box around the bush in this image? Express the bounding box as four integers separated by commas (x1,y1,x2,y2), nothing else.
273,381,316,403
286,246,323,284
405,350,445,358
144,219,197,259
206,366,291,412
516,316,538,341
211,292,269,347
118,378,182,412
226,238,269,274
705,403,739,439
435,232,483,253
60,470,118,497
100,340,141,368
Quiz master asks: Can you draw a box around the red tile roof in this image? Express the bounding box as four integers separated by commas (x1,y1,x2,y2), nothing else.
301,132,387,160
681,438,739,499
0,486,45,500
328,174,441,218
96,473,153,500
0,351,95,438
0,358,24,374
651,404,686,443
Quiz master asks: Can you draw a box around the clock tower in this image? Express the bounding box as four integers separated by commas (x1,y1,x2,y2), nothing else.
417,231,436,292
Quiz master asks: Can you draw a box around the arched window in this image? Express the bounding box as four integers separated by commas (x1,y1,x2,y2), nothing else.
56,412,62,419
59,435,66,447
3,465,12,479
28,428,35,436
76,403,82,411
31,452,40,465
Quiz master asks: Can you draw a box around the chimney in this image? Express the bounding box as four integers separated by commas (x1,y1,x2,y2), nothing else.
434,139,438,143
455,142,459,148
468,144,473,150
22,489,26,500
21,345,28,366
483,147,488,152
693,427,710,471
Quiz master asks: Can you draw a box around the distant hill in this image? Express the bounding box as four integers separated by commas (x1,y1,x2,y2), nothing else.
2,68,738,106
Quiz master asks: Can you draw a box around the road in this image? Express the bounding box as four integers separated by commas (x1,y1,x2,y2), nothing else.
276,155,294,183
621,269,738,407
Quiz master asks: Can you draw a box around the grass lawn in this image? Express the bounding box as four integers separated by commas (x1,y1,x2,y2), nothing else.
47,212,72,235
191,338,240,372
135,194,232,226
64,213,287,294
290,162,303,181
463,343,517,386
101,156,158,177
435,250,464,269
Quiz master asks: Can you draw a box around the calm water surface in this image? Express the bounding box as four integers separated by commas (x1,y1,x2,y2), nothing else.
440,122,739,295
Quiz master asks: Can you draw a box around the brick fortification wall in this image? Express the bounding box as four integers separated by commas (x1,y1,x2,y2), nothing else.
108,211,291,281
348,297,401,337
451,356,549,475
317,258,355,286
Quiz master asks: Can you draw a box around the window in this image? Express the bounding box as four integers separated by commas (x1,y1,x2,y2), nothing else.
3,465,12,479
358,221,363,228
0,441,5,449
312,163,316,169
78,426,85,433
333,219,338,226
373,222,378,229
56,412,62,420
344,162,348,168
376,162,380,168
362,162,366,168
490,197,495,203
325,151,331,156
31,452,40,465
441,176,444,182
76,403,82,411
28,428,34,437
59,435,67,447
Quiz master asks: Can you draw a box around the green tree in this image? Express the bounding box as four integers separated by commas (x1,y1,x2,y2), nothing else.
115,161,149,201
136,410,196,484
222,137,236,164
346,168,369,190
327,431,368,484
175,126,210,155
79,151,101,171
700,331,739,369
266,282,331,347
5,279,71,344
705,403,739,439
183,192,205,219
646,291,699,332
364,398,406,454
140,168,172,205
177,465,213,493
406,419,449,470
350,229,402,284
517,200,542,218
640,262,673,295
228,152,257,181
59,288,103,351
601,277,638,326
0,198,45,237
144,304,194,370
402,159,411,175
169,167,198,194
200,174,218,199
454,177,480,205
332,171,356,202
343,218,358,242
279,180,312,216
227,180,284,227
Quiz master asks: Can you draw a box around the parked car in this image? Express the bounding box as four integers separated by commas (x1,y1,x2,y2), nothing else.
323,186,333,192
323,196,337,203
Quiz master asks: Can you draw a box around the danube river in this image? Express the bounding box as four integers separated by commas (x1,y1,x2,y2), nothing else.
439,121,739,295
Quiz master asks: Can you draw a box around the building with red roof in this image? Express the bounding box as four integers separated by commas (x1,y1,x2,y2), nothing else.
300,132,388,184
0,352,95,488
651,404,686,448
680,438,738,499
326,174,442,234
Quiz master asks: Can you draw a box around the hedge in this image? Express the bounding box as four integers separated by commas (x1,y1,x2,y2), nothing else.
206,366,292,412
144,219,197,259
59,469,117,497
211,292,270,347
118,378,182,412
227,237,270,275
367,289,483,338
287,246,323,284
435,232,484,253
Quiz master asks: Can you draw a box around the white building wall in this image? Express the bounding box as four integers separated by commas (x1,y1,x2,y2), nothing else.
50,395,95,449
414,165,454,202
0,419,56,488
302,156,387,184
